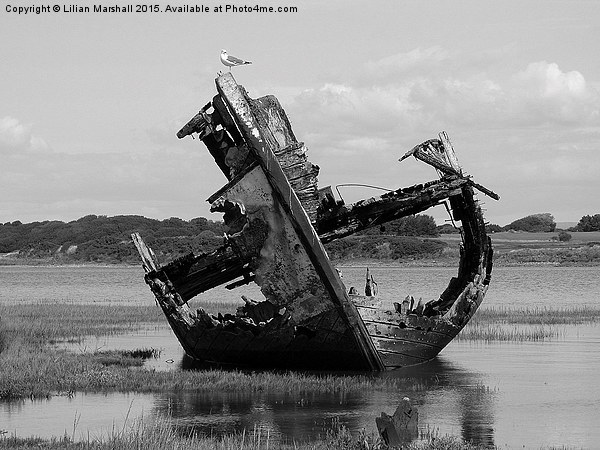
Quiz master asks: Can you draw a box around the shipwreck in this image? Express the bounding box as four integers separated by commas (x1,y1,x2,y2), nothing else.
132,73,498,371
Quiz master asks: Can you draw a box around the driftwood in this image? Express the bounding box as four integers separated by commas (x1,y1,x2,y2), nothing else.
132,72,497,371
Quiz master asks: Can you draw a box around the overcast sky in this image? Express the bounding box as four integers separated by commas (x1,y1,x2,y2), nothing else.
1,0,599,226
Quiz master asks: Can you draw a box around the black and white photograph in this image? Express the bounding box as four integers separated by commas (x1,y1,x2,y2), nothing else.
1,1,599,448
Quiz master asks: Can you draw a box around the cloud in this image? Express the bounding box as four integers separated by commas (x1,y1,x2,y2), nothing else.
362,47,455,83
517,61,586,98
0,116,49,154
0,132,227,222
281,48,600,226
289,49,600,144
509,61,599,124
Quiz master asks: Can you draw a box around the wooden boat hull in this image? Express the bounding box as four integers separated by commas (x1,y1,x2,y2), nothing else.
161,307,368,370
353,287,481,369
132,73,496,371
359,309,460,368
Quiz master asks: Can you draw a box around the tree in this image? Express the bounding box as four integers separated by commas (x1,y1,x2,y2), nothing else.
574,214,600,232
485,224,503,233
437,224,460,234
364,214,439,237
0,214,226,262
558,230,572,242
325,235,447,260
504,213,556,232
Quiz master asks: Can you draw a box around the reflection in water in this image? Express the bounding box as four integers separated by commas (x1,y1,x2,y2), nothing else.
149,355,497,446
0,393,156,440
154,390,358,443
381,358,496,448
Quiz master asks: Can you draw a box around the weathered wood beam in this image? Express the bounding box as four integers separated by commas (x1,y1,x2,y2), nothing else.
467,180,500,201
131,232,160,273
400,135,499,201
163,248,249,301
317,178,468,243
176,102,212,139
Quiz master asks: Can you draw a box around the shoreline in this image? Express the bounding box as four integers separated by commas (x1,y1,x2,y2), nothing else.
1,257,599,268
3,230,599,268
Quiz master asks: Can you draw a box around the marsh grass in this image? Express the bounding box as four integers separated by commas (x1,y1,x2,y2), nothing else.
0,299,238,346
458,323,562,341
475,305,600,325
0,415,488,449
0,303,164,346
459,305,600,342
92,348,161,367
0,303,162,399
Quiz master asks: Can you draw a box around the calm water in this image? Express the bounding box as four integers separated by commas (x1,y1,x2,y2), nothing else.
1,264,599,309
1,265,599,448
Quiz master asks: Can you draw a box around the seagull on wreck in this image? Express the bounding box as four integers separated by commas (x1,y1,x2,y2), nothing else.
220,49,252,71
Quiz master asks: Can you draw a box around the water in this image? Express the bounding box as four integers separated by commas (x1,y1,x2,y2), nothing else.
1,264,599,309
0,265,149,305
1,265,600,447
0,264,264,306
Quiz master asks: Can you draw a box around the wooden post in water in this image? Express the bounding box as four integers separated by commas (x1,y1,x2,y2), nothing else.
376,397,418,446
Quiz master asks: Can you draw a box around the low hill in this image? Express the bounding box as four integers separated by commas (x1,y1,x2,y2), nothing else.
3,215,598,266
0,215,225,264
0,214,449,265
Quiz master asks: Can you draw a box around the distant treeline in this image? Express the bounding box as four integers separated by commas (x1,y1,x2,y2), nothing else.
326,235,448,261
0,215,225,264
0,214,448,264
3,212,597,265
485,213,600,233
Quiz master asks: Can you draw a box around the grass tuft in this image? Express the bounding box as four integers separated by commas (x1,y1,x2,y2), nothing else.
92,348,161,367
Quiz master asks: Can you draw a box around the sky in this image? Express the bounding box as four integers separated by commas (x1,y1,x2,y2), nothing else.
1,0,599,226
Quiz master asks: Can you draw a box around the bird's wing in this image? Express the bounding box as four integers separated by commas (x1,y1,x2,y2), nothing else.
227,55,248,64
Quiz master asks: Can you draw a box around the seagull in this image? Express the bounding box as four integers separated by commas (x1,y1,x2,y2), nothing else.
220,49,252,70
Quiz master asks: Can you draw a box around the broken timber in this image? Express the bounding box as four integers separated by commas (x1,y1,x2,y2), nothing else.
132,72,497,371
